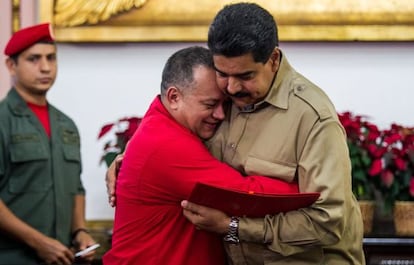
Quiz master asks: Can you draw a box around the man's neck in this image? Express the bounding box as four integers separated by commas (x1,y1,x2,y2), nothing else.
14,86,47,106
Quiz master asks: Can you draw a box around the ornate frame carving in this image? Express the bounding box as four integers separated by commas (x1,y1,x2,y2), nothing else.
40,0,414,42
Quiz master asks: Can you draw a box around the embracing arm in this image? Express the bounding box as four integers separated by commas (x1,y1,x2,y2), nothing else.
254,120,353,252
105,154,124,207
235,119,359,256
182,120,357,255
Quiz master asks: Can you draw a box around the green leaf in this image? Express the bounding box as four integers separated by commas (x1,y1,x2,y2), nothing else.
103,152,118,167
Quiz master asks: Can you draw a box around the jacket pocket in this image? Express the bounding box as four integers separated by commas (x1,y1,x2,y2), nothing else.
10,137,48,162
245,156,297,182
62,144,81,163
9,141,51,193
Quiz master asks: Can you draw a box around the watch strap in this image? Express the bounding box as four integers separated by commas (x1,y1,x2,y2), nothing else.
223,216,240,244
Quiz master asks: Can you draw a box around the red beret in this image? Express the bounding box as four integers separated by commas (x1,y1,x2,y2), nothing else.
4,23,55,56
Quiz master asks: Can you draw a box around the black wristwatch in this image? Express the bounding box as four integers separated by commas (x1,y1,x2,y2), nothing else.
223,216,240,244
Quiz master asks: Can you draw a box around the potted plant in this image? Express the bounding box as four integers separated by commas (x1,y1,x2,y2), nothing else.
338,112,379,234
97,116,142,167
365,123,414,235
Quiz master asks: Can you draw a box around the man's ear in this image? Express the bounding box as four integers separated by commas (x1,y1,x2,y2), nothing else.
5,57,17,75
269,48,281,72
165,86,182,110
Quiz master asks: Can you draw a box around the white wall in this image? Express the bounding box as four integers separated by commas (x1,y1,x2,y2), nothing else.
46,41,414,220
0,0,37,98
0,0,12,99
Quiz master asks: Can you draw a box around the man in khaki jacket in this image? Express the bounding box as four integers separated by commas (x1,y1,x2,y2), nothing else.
181,2,365,264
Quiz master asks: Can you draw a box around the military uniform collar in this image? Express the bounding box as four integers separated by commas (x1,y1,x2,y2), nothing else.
265,51,294,110
7,88,32,116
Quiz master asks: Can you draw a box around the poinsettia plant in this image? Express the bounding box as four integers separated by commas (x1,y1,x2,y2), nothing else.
338,111,414,213
98,116,142,167
338,112,378,201
366,123,414,212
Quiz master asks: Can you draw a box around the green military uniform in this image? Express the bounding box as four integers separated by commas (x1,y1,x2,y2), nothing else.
0,88,85,264
208,52,365,264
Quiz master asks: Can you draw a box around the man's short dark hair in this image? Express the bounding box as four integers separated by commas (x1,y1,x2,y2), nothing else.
161,46,214,95
208,2,278,63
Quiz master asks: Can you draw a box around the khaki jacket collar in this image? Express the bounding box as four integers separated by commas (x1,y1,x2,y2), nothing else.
265,51,295,110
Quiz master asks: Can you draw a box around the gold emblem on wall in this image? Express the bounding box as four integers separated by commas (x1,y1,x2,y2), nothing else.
12,0,20,32
40,0,414,42
53,0,148,27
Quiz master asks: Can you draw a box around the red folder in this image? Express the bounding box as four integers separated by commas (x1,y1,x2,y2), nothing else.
188,182,320,217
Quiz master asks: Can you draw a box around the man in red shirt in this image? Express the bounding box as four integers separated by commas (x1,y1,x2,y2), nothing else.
103,46,298,265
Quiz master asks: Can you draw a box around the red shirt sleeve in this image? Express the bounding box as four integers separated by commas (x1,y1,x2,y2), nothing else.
121,130,298,204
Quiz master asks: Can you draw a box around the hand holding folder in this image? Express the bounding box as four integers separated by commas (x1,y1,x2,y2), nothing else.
188,182,320,217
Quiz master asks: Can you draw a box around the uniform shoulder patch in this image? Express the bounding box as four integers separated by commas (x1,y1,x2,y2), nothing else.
292,78,334,121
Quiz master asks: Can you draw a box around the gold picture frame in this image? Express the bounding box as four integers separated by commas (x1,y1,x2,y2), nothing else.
40,0,414,42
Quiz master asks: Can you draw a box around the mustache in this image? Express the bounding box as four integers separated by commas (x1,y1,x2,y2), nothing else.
227,91,250,98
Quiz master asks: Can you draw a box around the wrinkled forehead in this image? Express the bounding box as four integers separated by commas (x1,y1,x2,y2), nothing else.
191,67,224,97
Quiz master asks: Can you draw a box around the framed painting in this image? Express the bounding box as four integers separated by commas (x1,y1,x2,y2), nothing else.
40,0,414,42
